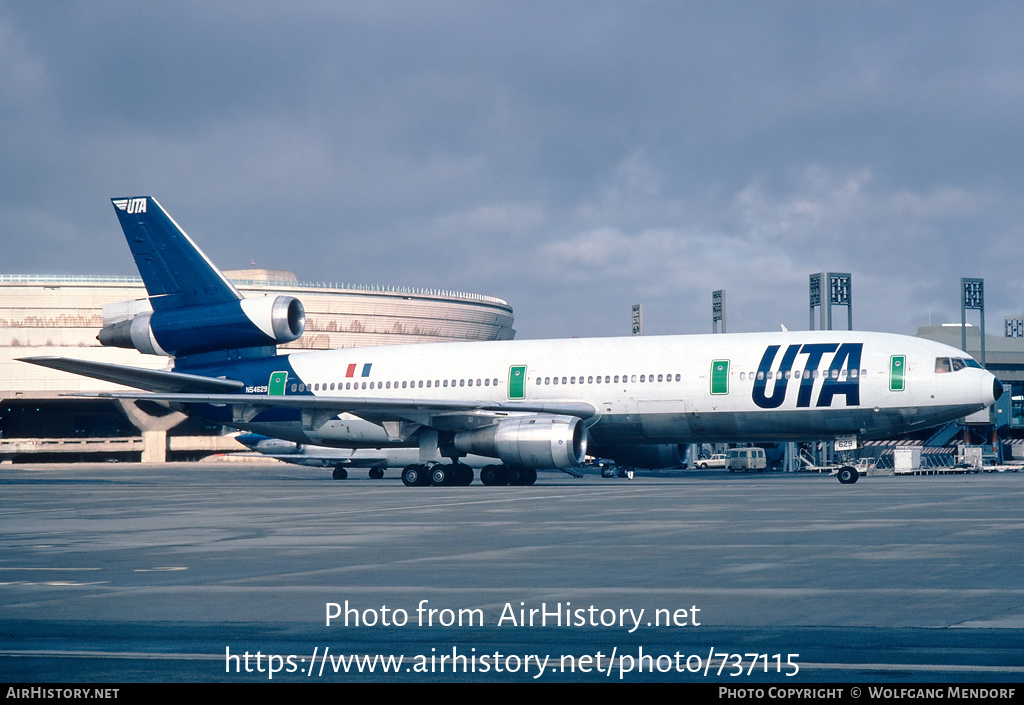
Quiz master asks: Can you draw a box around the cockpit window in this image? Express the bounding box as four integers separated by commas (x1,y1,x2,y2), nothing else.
935,357,982,373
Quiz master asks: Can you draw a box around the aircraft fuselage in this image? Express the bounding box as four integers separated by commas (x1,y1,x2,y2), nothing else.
179,329,998,449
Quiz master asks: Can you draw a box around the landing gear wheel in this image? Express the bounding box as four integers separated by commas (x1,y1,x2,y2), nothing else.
332,466,348,480
431,465,454,486
508,467,538,486
368,467,384,480
402,464,430,487
480,465,508,486
837,466,859,484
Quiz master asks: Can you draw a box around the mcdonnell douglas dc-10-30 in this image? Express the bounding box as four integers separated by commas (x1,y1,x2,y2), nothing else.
23,197,1002,486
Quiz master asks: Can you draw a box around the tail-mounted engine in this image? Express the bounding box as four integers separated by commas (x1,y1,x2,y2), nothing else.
452,414,588,469
98,295,305,357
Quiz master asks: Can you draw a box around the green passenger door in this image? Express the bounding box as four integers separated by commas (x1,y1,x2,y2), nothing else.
269,371,288,396
508,365,527,400
711,360,730,395
890,355,906,392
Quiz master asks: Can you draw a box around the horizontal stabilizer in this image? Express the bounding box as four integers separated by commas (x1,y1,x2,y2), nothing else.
19,357,245,394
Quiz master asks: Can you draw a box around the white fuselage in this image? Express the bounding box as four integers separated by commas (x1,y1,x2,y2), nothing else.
256,330,997,449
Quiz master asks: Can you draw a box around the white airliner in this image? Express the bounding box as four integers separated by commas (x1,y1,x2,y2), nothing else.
22,197,1002,486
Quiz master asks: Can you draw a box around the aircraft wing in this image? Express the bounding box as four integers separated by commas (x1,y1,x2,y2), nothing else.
20,356,245,393
23,355,595,435
69,391,596,417
65,390,598,434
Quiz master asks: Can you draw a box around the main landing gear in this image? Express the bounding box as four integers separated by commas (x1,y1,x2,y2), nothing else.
401,462,472,487
480,465,537,486
401,463,538,487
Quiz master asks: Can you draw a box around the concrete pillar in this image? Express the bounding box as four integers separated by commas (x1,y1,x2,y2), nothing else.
116,399,187,463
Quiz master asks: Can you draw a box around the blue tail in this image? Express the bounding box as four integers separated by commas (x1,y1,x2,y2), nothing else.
110,197,242,309
100,197,305,360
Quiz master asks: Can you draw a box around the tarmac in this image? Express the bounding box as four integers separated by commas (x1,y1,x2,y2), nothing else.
1,462,1022,683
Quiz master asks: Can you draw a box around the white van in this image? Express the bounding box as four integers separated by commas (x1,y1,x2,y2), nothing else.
727,447,767,472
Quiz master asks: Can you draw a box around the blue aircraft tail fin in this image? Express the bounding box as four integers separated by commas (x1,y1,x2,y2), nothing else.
110,197,242,309
102,197,305,360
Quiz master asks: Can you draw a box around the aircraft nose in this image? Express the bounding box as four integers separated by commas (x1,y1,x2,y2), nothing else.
992,376,1004,403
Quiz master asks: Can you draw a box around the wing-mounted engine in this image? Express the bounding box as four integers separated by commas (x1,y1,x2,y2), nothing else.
452,414,588,469
98,295,305,357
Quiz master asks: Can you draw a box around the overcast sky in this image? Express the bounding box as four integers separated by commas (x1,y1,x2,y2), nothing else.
3,1,1023,340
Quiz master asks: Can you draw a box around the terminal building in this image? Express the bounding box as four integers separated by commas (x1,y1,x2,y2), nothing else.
0,271,514,462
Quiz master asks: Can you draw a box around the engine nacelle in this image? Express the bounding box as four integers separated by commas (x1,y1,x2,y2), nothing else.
98,295,305,357
593,444,684,469
453,415,588,469
235,434,304,455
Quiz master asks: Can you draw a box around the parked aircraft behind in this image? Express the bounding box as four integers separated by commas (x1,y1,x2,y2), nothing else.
234,432,498,481
22,197,1002,486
